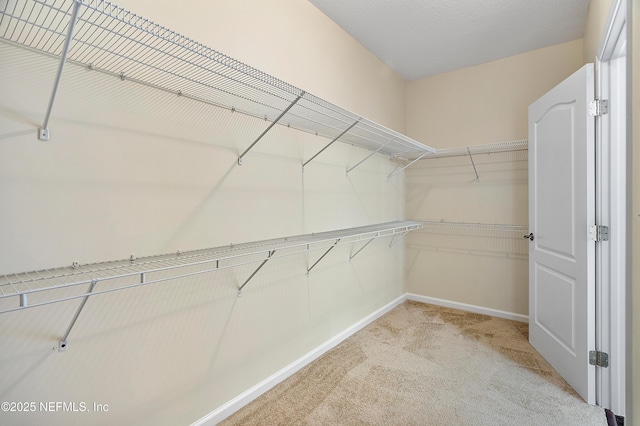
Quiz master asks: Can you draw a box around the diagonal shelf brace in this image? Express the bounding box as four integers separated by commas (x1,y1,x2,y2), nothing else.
387,150,431,180
238,93,304,165
306,239,341,276
466,147,479,181
39,0,83,141
237,250,276,296
345,139,393,176
349,237,376,262
58,279,98,352
388,230,410,249
303,120,360,170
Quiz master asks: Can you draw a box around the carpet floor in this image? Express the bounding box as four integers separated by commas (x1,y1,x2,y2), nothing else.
220,301,606,425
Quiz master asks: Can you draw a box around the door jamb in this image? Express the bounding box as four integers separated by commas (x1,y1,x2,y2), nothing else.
594,0,627,415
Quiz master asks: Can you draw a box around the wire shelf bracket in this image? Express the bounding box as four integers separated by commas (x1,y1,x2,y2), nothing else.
238,94,304,165
466,147,479,181
345,139,392,176
306,239,340,276
388,230,410,248
237,250,275,296
388,151,430,180
58,279,97,352
302,120,359,171
38,0,82,141
349,237,375,262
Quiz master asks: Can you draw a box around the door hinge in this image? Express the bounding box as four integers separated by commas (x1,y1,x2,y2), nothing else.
589,225,609,242
589,99,609,116
589,350,609,367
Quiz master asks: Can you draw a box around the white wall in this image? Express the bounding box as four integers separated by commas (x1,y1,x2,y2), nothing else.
0,1,408,424
404,39,584,316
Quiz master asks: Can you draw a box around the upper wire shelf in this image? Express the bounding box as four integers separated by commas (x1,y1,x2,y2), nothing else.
390,139,528,180
397,139,528,162
0,221,422,314
0,0,435,159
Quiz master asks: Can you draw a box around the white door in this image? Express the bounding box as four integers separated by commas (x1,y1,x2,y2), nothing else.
528,64,596,404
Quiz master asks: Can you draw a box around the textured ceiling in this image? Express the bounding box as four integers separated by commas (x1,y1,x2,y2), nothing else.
308,0,591,81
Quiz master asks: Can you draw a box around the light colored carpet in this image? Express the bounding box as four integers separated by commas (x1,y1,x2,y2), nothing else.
220,301,606,425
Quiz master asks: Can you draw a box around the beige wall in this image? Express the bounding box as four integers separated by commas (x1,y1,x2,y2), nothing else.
404,39,584,316
0,1,407,425
584,0,615,63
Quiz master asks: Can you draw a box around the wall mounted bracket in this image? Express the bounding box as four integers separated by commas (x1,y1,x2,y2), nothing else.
306,239,340,276
302,120,359,171
58,279,97,352
349,237,376,262
38,0,82,141
238,93,303,165
345,140,392,176
237,250,276,296
388,230,410,248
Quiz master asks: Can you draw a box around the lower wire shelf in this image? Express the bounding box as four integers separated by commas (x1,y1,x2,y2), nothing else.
0,221,422,315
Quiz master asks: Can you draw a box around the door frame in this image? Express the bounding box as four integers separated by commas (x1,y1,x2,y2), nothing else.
594,0,627,415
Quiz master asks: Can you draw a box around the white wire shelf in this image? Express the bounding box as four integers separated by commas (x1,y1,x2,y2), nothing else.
400,140,528,161
391,140,528,180
407,221,529,257
0,0,434,160
0,221,422,314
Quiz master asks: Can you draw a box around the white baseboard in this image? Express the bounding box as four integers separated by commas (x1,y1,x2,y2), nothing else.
406,293,529,323
191,294,407,426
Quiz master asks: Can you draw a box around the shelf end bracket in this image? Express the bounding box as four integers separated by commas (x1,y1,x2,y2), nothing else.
466,147,479,181
303,120,359,169
387,150,431,179
238,93,304,164
349,237,375,262
306,239,341,276
346,139,392,176
237,250,276,296
388,230,410,249
39,1,83,141
58,279,98,352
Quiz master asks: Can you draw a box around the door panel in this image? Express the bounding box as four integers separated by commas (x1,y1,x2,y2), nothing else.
528,63,595,404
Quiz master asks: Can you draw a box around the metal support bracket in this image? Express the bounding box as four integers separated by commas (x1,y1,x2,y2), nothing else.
302,120,359,170
237,250,276,296
388,230,410,249
345,140,392,176
467,147,479,181
306,239,340,276
39,1,83,141
58,279,98,352
388,150,431,180
238,93,304,164
349,237,375,262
